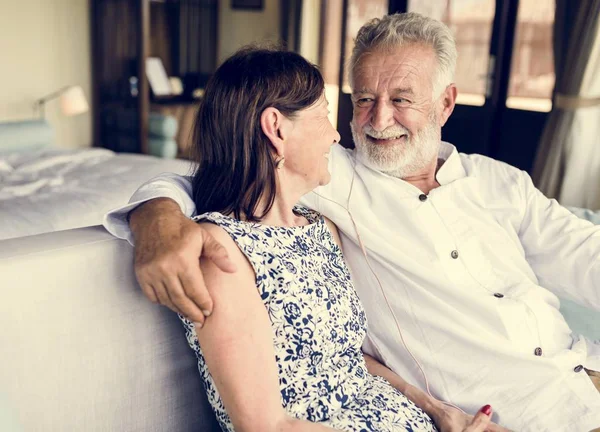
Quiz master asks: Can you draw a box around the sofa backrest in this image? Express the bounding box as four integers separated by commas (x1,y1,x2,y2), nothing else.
0,226,220,432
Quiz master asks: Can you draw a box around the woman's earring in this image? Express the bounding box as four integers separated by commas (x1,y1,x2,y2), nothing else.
276,156,285,170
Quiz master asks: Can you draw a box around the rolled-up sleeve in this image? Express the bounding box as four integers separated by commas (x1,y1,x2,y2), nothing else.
103,173,196,244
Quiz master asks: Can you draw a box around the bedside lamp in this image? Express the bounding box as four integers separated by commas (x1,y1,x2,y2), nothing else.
36,85,89,118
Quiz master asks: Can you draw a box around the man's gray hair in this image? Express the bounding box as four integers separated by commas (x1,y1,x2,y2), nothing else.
350,12,457,98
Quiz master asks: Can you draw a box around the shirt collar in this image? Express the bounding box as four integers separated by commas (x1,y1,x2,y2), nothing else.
435,141,468,185
349,141,468,190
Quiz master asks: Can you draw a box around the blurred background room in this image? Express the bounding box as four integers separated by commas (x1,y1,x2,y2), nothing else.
0,0,598,237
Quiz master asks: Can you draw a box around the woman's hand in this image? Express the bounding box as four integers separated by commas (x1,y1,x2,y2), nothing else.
432,404,510,432
362,353,510,432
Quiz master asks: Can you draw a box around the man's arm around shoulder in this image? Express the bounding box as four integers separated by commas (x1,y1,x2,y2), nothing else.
103,172,236,326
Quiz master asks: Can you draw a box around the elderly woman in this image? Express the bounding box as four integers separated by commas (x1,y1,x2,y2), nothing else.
179,46,491,432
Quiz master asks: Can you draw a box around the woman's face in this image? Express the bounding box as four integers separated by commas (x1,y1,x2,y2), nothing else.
283,95,341,189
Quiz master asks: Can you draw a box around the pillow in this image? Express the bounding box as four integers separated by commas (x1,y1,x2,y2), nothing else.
558,206,600,340
560,298,600,341
0,120,54,153
567,206,600,225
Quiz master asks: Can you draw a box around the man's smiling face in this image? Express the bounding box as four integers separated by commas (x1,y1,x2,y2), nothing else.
350,43,444,178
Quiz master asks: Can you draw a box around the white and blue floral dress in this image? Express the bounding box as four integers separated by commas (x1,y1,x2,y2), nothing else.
179,206,437,432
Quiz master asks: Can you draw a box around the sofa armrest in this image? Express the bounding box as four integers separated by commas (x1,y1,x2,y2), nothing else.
0,226,219,431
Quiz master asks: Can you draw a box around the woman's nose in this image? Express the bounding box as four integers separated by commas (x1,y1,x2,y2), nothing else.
333,129,341,144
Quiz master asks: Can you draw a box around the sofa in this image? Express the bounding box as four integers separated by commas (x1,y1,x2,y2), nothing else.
0,226,219,431
2,223,600,431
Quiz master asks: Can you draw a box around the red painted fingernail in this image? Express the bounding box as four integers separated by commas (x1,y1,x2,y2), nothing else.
480,404,492,416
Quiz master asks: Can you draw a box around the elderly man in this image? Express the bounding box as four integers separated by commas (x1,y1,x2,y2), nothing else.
105,13,600,432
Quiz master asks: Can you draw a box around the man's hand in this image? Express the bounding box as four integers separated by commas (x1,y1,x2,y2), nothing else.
432,403,510,432
129,198,237,326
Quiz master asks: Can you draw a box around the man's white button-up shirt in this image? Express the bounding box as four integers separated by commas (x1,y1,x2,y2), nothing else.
105,143,600,432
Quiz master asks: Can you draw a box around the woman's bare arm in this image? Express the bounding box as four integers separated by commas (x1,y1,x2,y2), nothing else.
194,223,335,432
363,354,441,415
363,354,506,432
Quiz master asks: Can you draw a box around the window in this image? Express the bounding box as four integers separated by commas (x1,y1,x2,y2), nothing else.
409,0,496,106
506,0,555,112
342,0,389,93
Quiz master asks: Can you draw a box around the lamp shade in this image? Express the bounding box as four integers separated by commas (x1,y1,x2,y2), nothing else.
59,86,89,117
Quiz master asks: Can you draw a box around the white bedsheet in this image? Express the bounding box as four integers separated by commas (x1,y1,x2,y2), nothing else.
0,148,193,240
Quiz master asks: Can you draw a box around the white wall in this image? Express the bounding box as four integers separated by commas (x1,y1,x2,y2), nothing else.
218,0,281,65
0,0,91,149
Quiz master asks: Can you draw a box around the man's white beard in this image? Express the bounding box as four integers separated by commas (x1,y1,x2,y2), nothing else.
351,117,441,179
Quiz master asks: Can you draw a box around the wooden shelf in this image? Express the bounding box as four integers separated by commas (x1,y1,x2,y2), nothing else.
151,96,202,106
91,0,218,155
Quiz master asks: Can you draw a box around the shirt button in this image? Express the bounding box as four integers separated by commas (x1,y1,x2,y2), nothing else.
493,293,504,298
574,365,584,373
450,250,459,259
419,194,428,202
534,347,542,356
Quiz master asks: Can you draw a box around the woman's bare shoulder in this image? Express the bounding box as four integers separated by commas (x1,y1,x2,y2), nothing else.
195,221,255,281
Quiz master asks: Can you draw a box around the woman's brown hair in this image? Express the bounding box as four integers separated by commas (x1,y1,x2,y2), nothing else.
190,46,325,221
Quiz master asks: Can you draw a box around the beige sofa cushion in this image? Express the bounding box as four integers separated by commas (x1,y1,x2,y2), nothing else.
0,227,219,431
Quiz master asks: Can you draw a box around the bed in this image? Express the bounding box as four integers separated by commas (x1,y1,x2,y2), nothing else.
0,119,193,240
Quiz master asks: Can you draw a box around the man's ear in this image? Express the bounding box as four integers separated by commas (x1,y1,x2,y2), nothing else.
260,107,288,156
439,83,457,127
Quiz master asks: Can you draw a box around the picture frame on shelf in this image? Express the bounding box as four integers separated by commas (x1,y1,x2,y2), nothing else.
146,57,172,97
